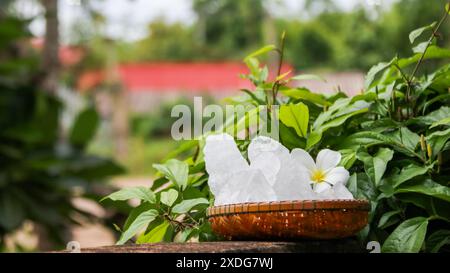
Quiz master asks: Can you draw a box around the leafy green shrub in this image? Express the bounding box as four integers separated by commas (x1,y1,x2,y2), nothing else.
105,8,450,252
103,158,213,243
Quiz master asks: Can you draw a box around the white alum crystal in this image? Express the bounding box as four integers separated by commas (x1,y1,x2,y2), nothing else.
248,136,314,200
204,133,354,205
213,169,277,205
204,133,249,195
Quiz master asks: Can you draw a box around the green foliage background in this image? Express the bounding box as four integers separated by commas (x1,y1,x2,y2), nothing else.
106,6,450,252
73,0,450,72
0,14,127,251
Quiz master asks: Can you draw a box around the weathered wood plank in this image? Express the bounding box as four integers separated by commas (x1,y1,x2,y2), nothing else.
73,239,365,253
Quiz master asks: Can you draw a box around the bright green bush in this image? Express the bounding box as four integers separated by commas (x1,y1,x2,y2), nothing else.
105,9,450,252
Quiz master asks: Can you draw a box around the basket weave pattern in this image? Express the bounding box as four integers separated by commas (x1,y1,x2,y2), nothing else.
207,200,370,240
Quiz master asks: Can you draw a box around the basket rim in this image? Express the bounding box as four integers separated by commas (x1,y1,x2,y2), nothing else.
206,199,370,217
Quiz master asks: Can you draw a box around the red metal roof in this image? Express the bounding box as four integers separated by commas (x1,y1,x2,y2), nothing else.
78,62,293,93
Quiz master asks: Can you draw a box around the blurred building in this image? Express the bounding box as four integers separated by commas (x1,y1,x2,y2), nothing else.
30,38,85,67
78,62,256,113
77,62,363,115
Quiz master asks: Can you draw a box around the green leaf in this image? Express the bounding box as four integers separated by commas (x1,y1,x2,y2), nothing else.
357,148,394,186
426,230,450,253
365,59,395,88
378,210,402,229
339,129,420,158
412,42,428,54
69,107,99,147
379,47,450,84
175,228,195,243
122,203,155,231
339,149,357,169
410,106,450,126
347,173,378,201
312,98,352,128
153,159,189,190
291,74,325,82
426,128,450,158
163,140,198,161
386,164,429,189
306,130,322,149
346,173,358,197
276,70,292,81
183,187,206,199
136,220,171,244
117,209,158,245
409,22,436,44
398,46,450,68
171,198,209,214
317,108,368,132
382,217,429,253
240,89,265,105
190,174,208,188
102,186,156,203
347,173,377,223
198,222,217,242
244,44,276,61
151,177,169,191
338,131,385,150
279,102,309,138
160,189,178,207
430,116,450,128
280,88,331,106
378,210,401,229
422,94,450,114
279,122,306,150
398,194,450,221
223,106,260,134
395,179,450,202
388,127,420,154
189,161,205,174
243,57,260,77
351,92,378,103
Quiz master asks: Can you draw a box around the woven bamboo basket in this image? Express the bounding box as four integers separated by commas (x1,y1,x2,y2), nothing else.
206,200,370,240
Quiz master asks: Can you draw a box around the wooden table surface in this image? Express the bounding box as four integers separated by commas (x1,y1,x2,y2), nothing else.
70,238,365,253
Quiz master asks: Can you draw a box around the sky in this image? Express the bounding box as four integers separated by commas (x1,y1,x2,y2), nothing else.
15,0,394,42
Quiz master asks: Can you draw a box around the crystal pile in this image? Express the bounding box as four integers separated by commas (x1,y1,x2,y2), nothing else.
204,133,354,205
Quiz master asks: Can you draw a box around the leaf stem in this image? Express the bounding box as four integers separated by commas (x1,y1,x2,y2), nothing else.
410,6,449,81
428,215,450,222
393,64,410,84
271,31,286,106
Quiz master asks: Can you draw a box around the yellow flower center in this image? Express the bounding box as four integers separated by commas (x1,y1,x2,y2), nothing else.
311,169,326,183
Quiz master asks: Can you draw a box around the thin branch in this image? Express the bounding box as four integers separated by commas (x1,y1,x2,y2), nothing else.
393,64,410,84
410,6,449,81
271,31,286,105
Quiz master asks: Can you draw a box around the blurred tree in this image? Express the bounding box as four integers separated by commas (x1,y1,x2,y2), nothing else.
0,5,128,251
40,0,59,94
317,9,383,69
133,21,198,61
72,0,450,74
282,20,334,69
193,0,265,58
304,0,338,16
122,0,266,62
280,0,450,70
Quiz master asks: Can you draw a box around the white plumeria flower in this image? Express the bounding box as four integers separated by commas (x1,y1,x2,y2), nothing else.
292,148,350,193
